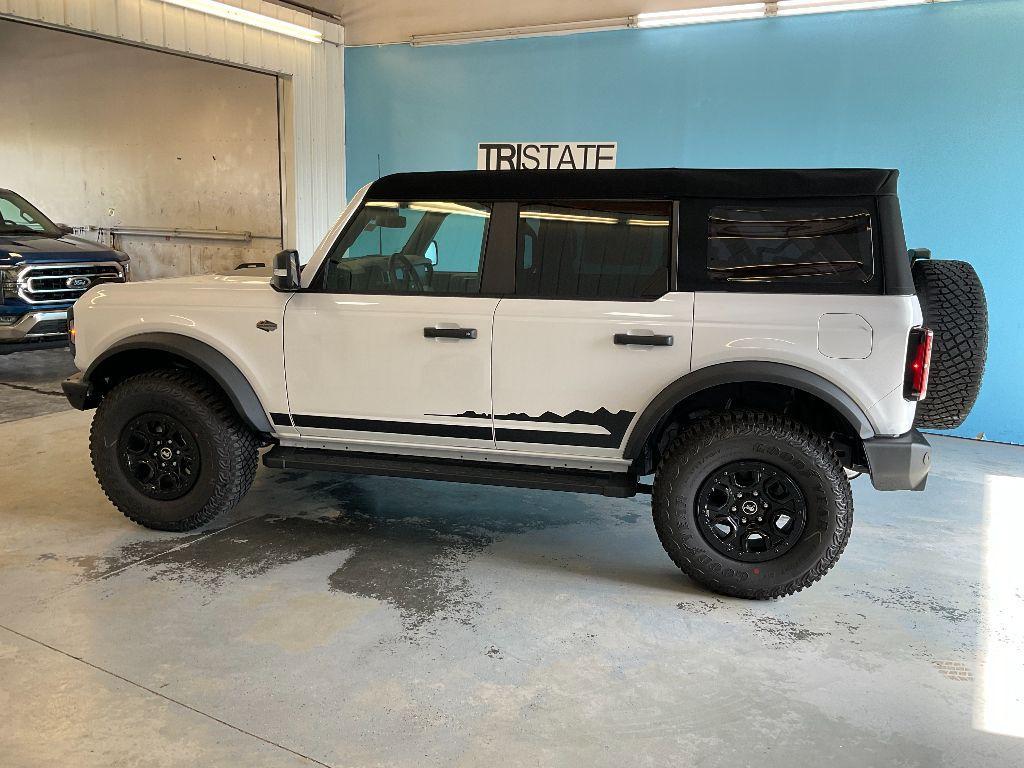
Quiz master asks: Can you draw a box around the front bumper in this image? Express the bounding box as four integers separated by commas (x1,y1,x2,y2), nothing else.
863,429,931,491
0,309,69,343
62,371,97,410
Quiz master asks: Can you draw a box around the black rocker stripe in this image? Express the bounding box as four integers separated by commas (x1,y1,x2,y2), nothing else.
493,427,622,448
270,412,292,426
290,414,492,440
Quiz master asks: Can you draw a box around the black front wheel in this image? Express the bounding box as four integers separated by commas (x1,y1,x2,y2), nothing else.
653,411,853,599
90,369,259,531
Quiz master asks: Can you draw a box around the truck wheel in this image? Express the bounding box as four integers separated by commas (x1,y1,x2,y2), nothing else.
652,412,852,599
912,259,988,430
90,369,259,531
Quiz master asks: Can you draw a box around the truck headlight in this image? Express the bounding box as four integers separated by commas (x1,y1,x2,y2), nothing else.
0,266,17,301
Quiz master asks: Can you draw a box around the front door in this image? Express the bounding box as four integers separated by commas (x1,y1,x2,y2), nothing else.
284,199,498,451
491,200,694,458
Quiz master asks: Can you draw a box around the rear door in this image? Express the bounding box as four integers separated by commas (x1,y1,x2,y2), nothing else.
283,199,500,451
491,200,693,459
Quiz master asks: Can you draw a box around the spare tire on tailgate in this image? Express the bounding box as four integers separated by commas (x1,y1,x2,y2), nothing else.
912,258,988,430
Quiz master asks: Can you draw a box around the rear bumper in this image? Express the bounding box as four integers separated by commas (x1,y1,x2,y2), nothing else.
863,429,931,491
0,309,69,342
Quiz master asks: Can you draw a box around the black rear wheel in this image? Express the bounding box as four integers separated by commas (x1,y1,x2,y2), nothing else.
695,461,808,563
90,369,259,531
653,411,852,599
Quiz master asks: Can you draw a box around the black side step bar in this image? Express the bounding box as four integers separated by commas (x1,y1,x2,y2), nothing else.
263,446,641,498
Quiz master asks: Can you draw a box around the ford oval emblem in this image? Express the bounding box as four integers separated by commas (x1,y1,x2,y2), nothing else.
67,276,91,289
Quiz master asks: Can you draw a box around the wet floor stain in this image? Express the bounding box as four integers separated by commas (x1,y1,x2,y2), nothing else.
315,476,602,636
676,598,725,615
749,615,831,645
832,615,865,636
55,532,210,580
60,472,604,638
847,585,978,624
676,598,864,643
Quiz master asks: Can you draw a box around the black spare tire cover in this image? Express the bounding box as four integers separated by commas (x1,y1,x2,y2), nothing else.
912,259,988,430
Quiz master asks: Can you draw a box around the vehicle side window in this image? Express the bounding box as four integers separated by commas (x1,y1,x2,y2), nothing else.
707,206,873,285
319,201,491,295
514,201,672,300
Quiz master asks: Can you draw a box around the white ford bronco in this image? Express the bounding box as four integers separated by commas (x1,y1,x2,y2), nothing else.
63,169,988,598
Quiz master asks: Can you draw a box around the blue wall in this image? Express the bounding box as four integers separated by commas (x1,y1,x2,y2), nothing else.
345,0,1024,443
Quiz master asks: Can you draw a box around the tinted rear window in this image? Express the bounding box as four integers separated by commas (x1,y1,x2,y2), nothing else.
707,206,873,285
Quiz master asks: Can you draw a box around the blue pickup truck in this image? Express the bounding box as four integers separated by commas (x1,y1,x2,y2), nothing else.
1,189,129,348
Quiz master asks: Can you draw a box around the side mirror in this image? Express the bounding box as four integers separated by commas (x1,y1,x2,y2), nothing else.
271,249,301,292
56,223,74,235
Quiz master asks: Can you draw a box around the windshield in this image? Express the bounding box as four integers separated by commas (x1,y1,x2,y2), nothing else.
0,190,62,237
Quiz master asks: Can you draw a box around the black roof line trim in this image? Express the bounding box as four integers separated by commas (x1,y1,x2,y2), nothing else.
366,168,899,202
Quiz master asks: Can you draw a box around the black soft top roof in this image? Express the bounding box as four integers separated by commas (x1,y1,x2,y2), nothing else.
365,168,898,202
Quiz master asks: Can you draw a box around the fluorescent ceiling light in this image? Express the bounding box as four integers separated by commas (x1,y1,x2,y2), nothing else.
406,0,954,46
636,0,952,28
408,202,490,217
519,211,671,227
776,0,942,15
636,3,766,27
626,219,671,227
160,0,322,43
411,17,632,46
521,211,620,225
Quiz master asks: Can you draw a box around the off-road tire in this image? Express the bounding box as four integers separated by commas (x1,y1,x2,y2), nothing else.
652,411,853,599
90,369,259,531
912,259,988,430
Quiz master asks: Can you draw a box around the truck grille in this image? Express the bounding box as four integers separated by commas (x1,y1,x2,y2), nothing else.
17,262,125,304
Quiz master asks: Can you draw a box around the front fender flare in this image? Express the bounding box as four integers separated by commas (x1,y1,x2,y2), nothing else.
623,361,877,460
84,332,273,434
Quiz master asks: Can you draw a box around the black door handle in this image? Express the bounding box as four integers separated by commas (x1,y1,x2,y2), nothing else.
424,327,477,339
614,333,673,347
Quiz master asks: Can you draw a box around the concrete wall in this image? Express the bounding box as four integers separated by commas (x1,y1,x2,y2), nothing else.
0,20,282,279
345,0,1024,444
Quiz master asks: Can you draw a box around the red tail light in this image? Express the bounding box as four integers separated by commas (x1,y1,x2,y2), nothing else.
904,326,933,401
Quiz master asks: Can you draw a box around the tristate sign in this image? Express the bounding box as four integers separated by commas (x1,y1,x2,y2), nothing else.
477,142,617,171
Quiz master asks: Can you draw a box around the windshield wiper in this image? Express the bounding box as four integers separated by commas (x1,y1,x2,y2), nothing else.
0,227,50,236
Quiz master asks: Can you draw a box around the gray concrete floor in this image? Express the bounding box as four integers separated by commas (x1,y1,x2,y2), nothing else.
0,346,76,422
1,356,1023,766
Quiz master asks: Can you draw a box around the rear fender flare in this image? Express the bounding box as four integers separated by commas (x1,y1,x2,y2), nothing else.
623,361,877,460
